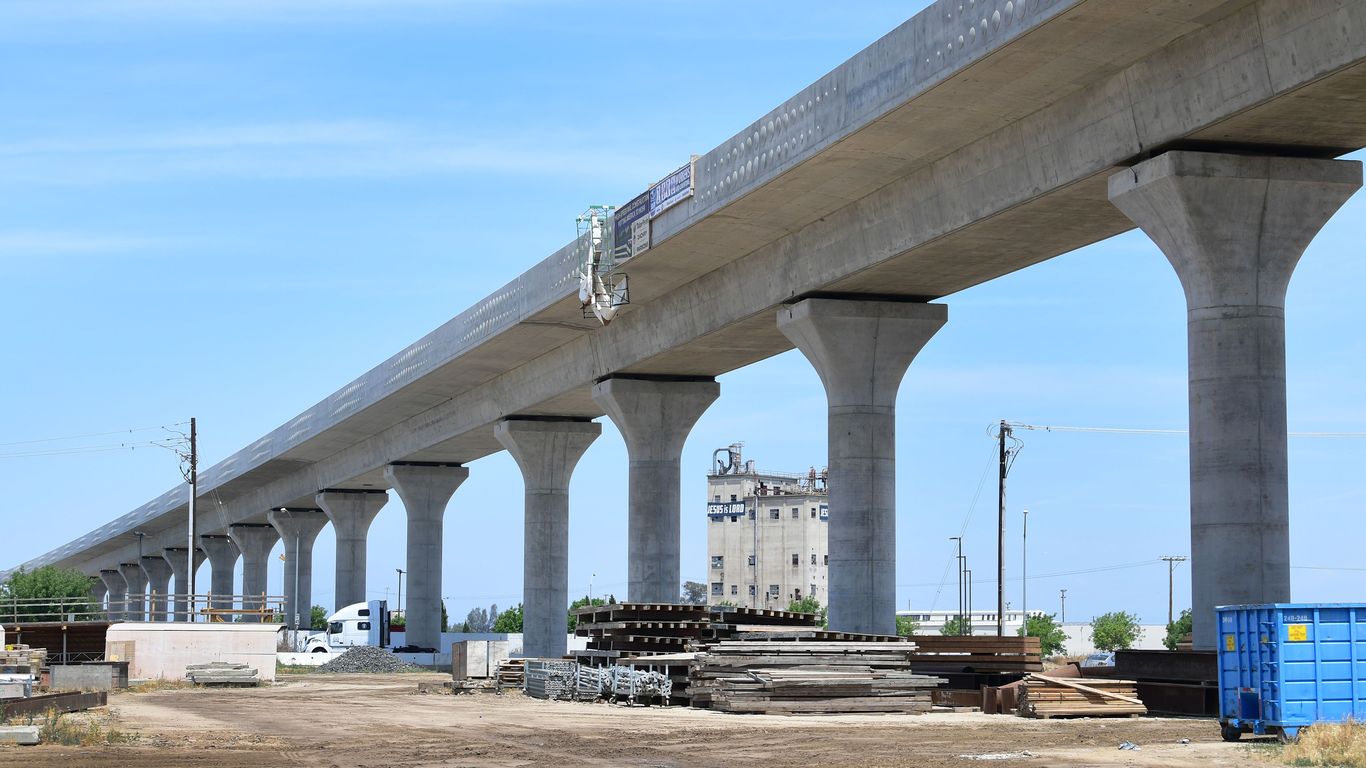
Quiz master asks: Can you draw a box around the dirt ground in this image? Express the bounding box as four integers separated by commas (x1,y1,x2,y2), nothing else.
5,673,1280,768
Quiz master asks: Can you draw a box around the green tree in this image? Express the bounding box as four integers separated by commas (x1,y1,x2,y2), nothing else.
309,605,328,630
568,595,607,632
1018,613,1068,656
1,566,97,621
895,615,921,637
941,615,972,636
1091,611,1142,652
441,601,449,633
786,596,828,628
680,581,708,605
492,603,523,633
1163,609,1193,651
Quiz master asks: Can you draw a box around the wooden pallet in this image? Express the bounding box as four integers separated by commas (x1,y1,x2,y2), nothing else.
1017,675,1147,718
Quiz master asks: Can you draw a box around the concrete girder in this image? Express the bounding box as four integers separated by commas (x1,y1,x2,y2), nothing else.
1108,151,1362,649
495,419,600,660
268,509,329,631
592,376,720,603
317,490,389,611
384,463,469,652
778,298,947,635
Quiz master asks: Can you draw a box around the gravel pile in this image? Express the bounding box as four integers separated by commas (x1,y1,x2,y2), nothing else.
315,646,424,674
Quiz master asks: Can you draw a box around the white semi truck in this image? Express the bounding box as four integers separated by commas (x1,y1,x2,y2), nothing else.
304,600,390,653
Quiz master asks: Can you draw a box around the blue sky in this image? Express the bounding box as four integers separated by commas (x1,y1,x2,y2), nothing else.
2,1,1362,627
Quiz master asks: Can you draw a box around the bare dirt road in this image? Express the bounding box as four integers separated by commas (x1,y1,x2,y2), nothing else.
6,673,1275,768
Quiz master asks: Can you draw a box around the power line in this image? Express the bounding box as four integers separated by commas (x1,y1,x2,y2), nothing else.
1009,422,1366,438
0,421,190,448
0,438,185,460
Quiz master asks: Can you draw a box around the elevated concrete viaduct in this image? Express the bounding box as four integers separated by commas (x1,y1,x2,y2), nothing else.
6,0,1364,648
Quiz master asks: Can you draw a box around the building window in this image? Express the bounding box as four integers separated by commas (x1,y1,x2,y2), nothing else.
768,584,780,597
823,555,828,565
810,508,816,518
747,554,755,566
730,584,738,595
711,582,723,596
748,510,755,520
730,494,737,502
810,554,817,565
791,508,799,519
714,495,721,502
791,553,799,566
730,515,738,522
748,585,756,596
811,584,817,595
769,508,780,520
711,555,724,569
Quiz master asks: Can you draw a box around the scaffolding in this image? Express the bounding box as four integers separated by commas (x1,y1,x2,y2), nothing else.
576,205,629,325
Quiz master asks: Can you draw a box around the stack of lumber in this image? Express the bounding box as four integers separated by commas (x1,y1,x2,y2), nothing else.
690,641,941,714
902,636,1042,674
495,658,524,691
1017,674,1147,718
0,645,46,677
185,662,259,686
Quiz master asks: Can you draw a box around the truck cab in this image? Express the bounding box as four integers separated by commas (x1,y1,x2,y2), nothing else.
304,600,389,653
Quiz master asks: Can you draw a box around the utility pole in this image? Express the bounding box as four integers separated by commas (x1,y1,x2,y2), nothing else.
965,568,974,636
1161,556,1188,625
1022,508,1029,632
186,417,197,622
395,569,405,623
1060,588,1067,623
950,537,963,633
996,420,1011,637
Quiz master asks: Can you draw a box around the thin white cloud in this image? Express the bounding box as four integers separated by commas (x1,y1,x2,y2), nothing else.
0,0,538,25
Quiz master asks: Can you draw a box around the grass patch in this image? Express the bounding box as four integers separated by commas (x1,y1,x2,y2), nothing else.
126,679,192,693
276,663,318,675
2,708,135,746
1283,720,1366,768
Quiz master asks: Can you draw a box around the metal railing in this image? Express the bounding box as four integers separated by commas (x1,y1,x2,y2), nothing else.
1,593,287,624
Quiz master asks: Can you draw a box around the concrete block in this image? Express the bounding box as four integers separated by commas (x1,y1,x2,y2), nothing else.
50,664,114,692
0,725,40,745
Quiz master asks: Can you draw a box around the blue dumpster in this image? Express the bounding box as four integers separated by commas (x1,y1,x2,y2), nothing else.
1217,603,1366,742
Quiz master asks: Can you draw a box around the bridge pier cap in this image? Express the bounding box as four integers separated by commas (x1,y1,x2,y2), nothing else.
495,418,600,660
592,376,720,604
384,463,469,651
778,298,947,636
1108,150,1361,650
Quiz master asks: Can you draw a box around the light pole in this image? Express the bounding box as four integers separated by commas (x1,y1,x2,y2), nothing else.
1060,588,1067,623
395,569,405,624
949,536,964,632
965,568,974,636
1022,508,1029,631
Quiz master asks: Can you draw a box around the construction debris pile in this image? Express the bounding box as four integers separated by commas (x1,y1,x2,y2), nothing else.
185,662,260,687
522,661,673,705
316,646,423,674
690,642,943,714
0,644,45,700
1018,675,1148,718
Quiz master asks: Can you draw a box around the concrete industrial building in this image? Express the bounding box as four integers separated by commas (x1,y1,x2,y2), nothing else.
706,445,829,608
4,0,1364,655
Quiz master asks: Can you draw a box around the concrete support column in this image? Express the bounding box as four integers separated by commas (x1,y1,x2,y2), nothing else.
268,509,329,630
164,547,206,621
99,570,126,622
384,463,470,651
495,418,600,659
1109,151,1361,649
140,556,173,622
317,489,389,610
778,298,947,635
118,562,148,623
592,376,720,603
199,534,240,611
229,524,279,623
90,579,107,609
